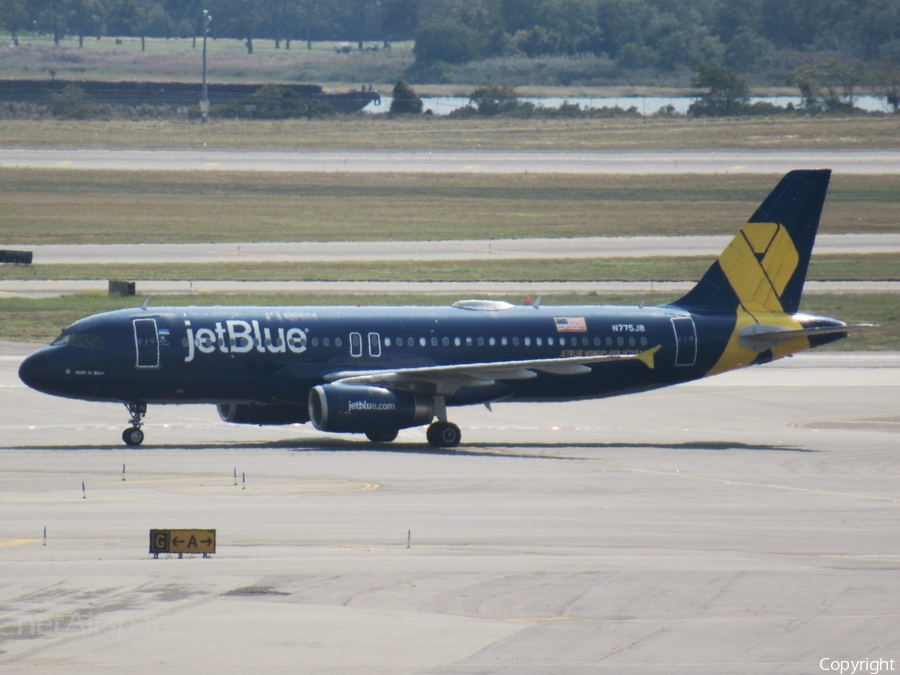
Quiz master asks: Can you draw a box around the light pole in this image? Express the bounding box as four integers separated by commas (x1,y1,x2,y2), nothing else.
200,10,212,124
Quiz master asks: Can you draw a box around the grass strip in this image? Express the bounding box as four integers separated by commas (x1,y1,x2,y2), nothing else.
1,292,894,351
2,170,899,245
2,254,898,283
2,117,900,151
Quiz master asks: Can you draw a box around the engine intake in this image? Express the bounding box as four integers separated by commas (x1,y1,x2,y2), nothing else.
217,403,309,426
309,384,434,433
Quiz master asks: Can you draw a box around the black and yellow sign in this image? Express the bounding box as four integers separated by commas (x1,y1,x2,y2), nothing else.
150,529,216,555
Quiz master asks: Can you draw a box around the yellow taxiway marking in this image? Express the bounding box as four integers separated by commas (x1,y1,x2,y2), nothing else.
202,162,220,167
464,164,481,169
596,461,900,503
794,416,900,429
57,160,73,166
0,538,36,548
105,476,233,485
510,612,900,624
102,476,380,494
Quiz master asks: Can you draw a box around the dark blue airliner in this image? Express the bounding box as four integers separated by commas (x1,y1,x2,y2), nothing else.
19,170,854,448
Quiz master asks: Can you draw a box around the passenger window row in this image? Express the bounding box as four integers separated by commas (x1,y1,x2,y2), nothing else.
336,335,649,348
304,334,650,351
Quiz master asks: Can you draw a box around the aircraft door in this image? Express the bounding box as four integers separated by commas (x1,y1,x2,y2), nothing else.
133,318,160,369
671,317,697,367
368,332,381,357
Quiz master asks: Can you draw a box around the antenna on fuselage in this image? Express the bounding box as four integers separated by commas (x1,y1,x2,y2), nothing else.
533,296,541,309
139,298,149,311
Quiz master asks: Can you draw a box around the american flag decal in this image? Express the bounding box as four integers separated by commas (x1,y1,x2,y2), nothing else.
554,317,587,333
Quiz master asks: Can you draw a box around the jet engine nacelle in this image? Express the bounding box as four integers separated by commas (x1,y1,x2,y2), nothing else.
308,384,434,433
217,403,309,426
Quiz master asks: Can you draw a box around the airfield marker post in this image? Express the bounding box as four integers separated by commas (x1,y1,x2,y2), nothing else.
200,10,212,124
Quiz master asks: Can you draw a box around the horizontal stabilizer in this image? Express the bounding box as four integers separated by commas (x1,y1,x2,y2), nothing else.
737,323,873,352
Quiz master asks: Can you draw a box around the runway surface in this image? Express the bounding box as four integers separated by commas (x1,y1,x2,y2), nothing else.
1,279,898,299
19,234,900,265
1,148,899,174
1,342,898,674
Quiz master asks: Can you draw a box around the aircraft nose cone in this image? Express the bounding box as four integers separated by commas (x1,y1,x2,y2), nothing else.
19,352,50,390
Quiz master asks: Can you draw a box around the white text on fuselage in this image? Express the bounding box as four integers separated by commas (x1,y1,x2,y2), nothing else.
183,320,307,362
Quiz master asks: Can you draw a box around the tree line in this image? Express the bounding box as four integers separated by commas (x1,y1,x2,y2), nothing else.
2,0,899,70
0,0,420,52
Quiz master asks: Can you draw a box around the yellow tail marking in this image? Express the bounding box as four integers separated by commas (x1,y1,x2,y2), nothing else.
708,223,806,376
718,222,799,314
708,309,808,376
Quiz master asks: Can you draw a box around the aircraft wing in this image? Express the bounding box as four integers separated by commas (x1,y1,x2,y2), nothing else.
325,347,660,396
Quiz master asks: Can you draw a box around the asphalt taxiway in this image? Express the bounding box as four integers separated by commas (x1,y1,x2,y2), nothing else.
2,148,899,174
18,234,900,265
1,342,898,673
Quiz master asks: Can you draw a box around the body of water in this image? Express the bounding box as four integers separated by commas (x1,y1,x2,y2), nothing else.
365,94,893,116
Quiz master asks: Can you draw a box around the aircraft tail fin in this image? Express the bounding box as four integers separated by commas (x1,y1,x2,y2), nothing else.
670,169,831,315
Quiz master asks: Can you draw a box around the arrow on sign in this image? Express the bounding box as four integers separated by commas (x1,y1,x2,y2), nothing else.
172,537,183,546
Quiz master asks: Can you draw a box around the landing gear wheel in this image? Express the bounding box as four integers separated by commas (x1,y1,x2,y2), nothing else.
122,402,147,446
122,427,144,446
365,429,398,443
426,422,461,448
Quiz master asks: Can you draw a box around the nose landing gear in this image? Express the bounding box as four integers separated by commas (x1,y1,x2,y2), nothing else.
122,402,147,446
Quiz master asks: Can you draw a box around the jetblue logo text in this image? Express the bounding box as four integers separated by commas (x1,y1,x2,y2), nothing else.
348,401,396,411
184,320,307,362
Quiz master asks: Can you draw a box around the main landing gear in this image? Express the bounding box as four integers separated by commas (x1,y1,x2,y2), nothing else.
425,395,461,448
122,402,147,446
426,421,461,448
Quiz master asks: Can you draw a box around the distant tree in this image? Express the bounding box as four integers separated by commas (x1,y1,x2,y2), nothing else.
469,83,518,116
868,61,900,111
67,0,103,47
38,0,65,45
786,65,824,111
786,60,862,112
724,27,772,70
219,0,265,53
0,0,28,46
267,0,299,49
413,18,478,65
688,63,750,116
382,0,418,41
819,59,863,108
111,0,165,51
389,79,423,114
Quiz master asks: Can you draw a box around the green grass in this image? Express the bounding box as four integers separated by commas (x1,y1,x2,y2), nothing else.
2,170,898,245
2,116,899,151
0,35,415,87
1,292,894,350
2,254,899,282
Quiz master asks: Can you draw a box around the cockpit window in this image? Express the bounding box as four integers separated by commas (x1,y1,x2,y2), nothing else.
57,333,104,349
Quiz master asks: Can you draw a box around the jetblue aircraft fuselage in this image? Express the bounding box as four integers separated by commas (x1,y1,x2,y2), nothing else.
18,170,853,447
